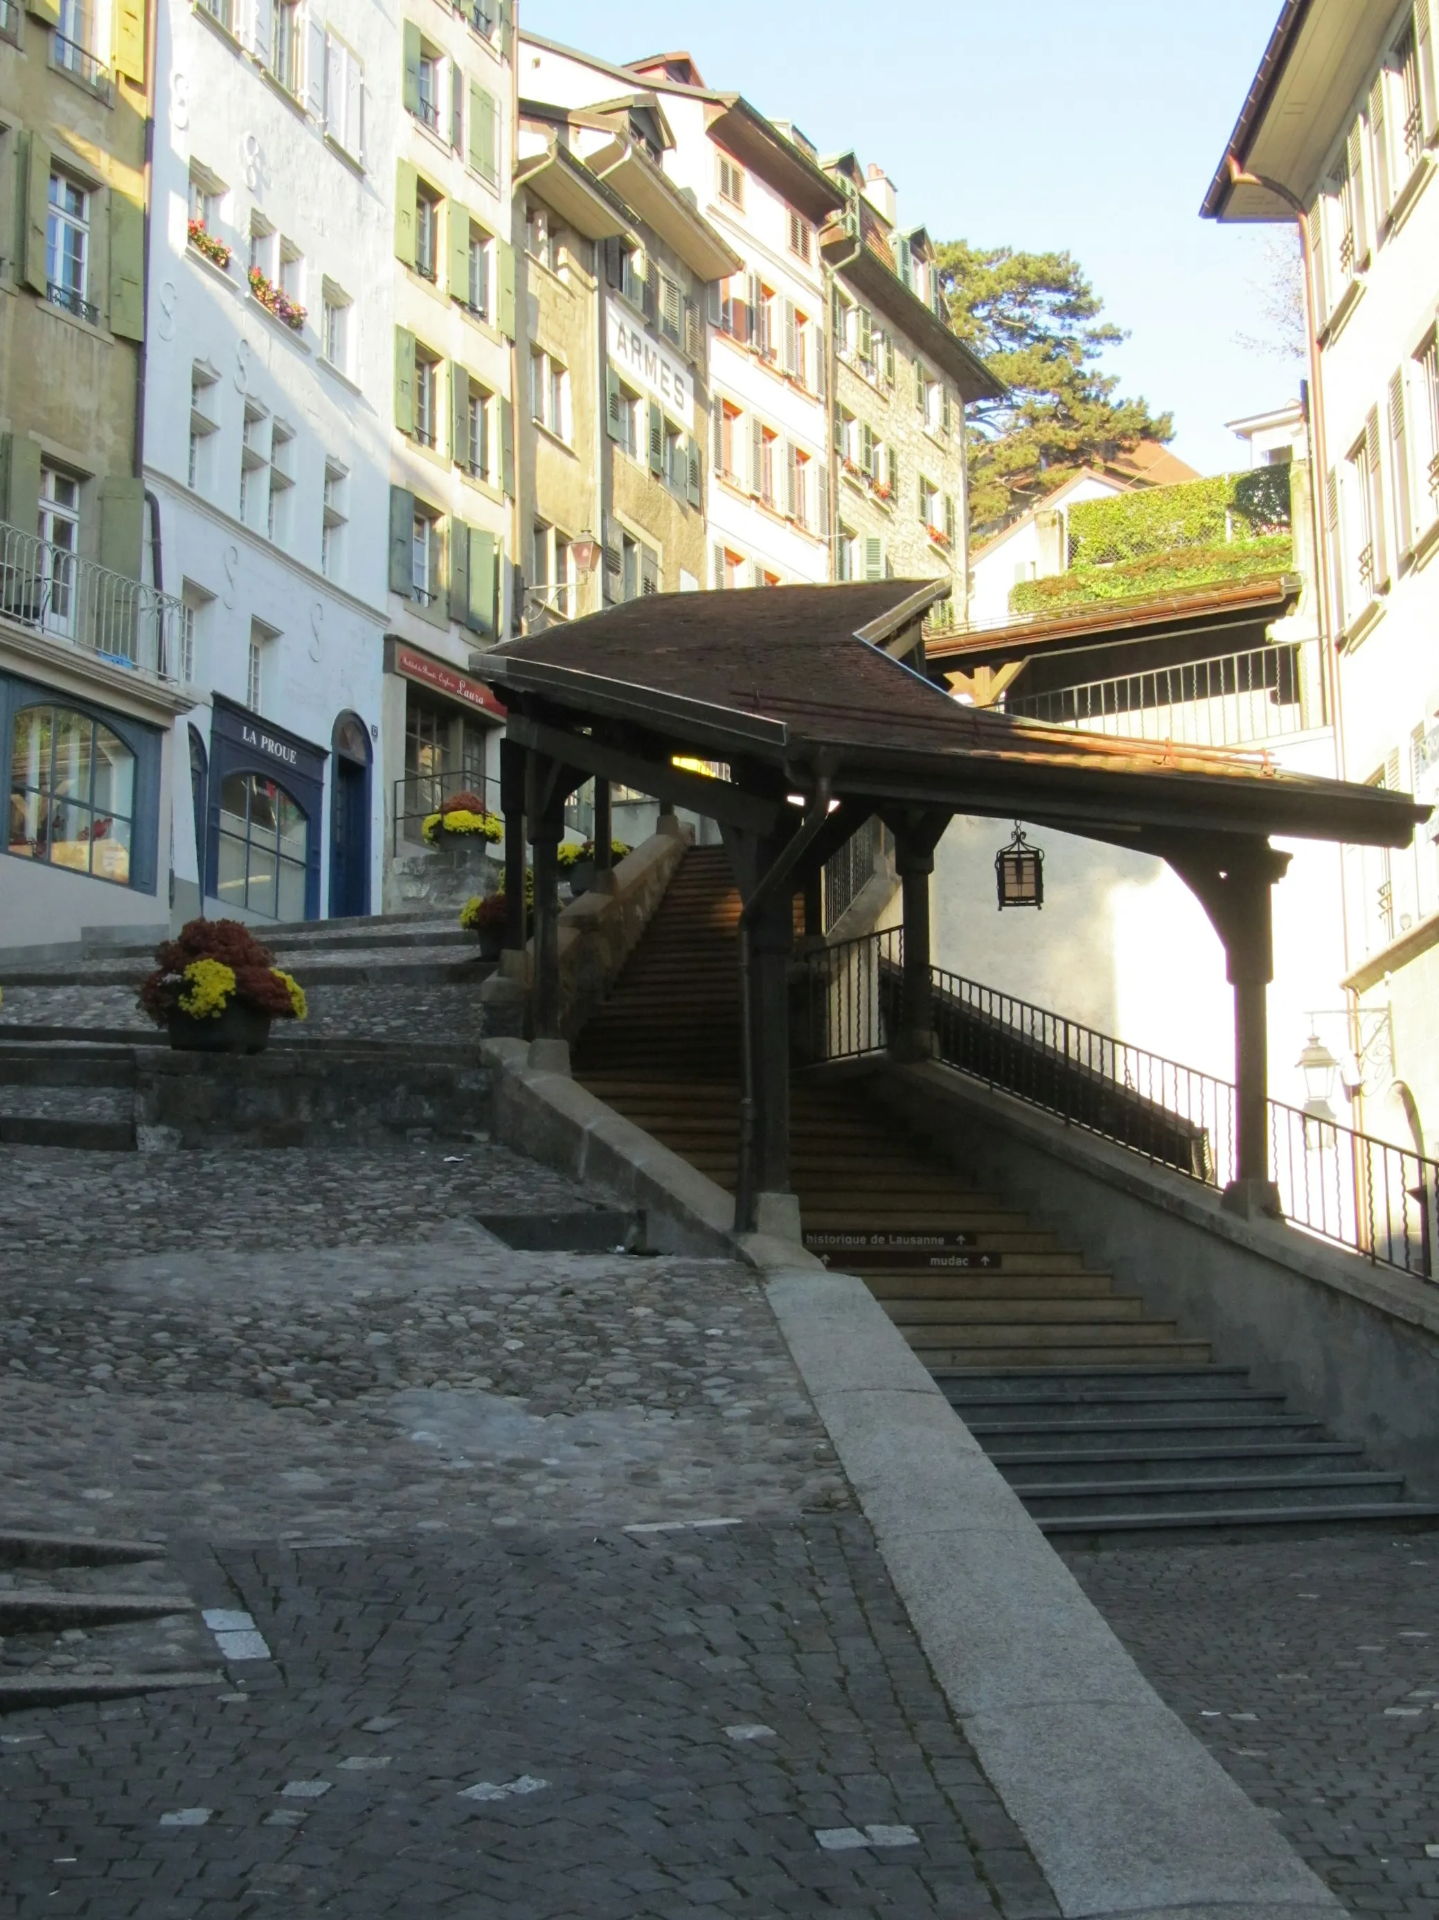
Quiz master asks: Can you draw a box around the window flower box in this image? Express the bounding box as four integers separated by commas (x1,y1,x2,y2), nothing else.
248,266,306,332
927,524,952,549
188,220,232,270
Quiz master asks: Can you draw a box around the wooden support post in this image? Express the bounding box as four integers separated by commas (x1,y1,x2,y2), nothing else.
749,881,794,1204
527,754,565,1046
499,737,528,965
591,778,616,896
1164,836,1290,1219
888,810,951,1063
802,865,824,942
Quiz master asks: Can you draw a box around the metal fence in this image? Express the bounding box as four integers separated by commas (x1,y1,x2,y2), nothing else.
821,817,888,931
1003,639,1326,749
798,929,1439,1279
392,768,497,850
0,520,181,682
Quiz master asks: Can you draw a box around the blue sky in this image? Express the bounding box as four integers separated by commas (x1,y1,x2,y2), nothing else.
523,0,1299,476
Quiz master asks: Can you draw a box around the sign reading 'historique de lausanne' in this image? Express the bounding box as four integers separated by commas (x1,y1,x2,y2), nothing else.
607,301,691,426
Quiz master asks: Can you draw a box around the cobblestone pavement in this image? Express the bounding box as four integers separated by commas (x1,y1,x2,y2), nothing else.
1063,1536,1439,1918
0,1138,1059,1917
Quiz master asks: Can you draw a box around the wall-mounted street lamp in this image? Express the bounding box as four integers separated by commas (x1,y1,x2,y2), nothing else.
1296,1031,1339,1124
568,529,600,573
996,823,1044,911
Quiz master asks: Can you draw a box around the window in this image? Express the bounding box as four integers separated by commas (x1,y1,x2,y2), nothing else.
414,351,439,449
713,545,743,590
270,0,301,93
54,0,100,83
411,508,440,604
531,350,569,441
267,422,294,545
322,33,365,162
322,284,351,373
717,154,744,208
787,211,813,263
716,399,740,481
247,621,272,709
38,466,80,639
188,164,223,235
464,381,490,480
240,400,269,524
1395,19,1424,175
919,475,939,532
416,46,440,133
415,183,440,281
279,240,303,306
603,520,658,604
188,363,219,493
1418,331,1439,521
837,526,858,582
789,446,810,530
465,227,491,317
322,458,347,580
1346,410,1385,606
606,375,640,458
216,770,307,921
526,204,555,272
9,704,135,885
249,213,277,282
46,173,92,321
178,583,211,684
758,426,778,508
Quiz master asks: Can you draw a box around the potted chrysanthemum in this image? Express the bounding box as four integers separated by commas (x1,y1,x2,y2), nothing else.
558,838,631,896
422,792,503,849
138,919,307,1054
459,869,532,958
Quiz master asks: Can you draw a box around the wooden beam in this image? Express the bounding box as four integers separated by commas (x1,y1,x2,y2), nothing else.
506,714,783,836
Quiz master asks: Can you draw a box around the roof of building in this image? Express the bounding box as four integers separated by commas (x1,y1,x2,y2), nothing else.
1110,440,1201,486
478,582,1419,848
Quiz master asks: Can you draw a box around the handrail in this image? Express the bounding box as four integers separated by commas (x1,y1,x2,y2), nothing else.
391,768,497,853
799,929,1439,1280
0,520,181,683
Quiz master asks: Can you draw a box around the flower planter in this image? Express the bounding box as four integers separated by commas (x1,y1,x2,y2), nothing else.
565,858,596,897
167,1004,273,1055
475,925,505,961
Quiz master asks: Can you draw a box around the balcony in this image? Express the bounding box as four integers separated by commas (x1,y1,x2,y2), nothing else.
0,520,183,687
50,29,110,96
47,281,100,325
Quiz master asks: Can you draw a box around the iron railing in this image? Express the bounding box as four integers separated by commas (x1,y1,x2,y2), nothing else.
799,928,1439,1279
392,768,497,851
821,817,888,931
47,280,100,325
0,520,181,682
51,28,109,90
1003,639,1325,748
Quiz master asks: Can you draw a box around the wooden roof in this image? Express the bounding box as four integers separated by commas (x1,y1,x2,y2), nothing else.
480,583,1424,850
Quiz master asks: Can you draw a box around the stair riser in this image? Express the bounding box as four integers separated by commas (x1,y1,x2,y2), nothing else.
971,1420,1320,1451
945,1392,1288,1419
0,1117,135,1151
993,1448,1366,1481
918,1344,1212,1370
1017,1478,1406,1517
0,1059,136,1089
894,1302,1146,1327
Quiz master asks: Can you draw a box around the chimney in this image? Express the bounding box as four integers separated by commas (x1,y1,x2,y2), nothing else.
862,163,896,226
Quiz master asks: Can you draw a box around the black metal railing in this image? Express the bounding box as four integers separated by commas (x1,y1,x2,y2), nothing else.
821,817,887,931
47,280,100,324
799,928,1439,1279
51,28,108,88
392,769,497,851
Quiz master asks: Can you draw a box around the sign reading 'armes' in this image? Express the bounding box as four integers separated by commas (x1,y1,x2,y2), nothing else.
607,300,691,427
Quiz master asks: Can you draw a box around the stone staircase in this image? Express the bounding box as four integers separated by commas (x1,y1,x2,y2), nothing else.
0,911,497,1151
575,844,1439,1538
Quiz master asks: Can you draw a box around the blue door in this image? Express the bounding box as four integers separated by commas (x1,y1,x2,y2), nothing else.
328,712,371,918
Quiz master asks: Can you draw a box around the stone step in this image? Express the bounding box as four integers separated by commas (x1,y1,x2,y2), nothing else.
866,1270,1108,1296
0,1079,135,1150
1037,1503,1439,1543
857,1255,1095,1280
0,1590,194,1630
965,1412,1321,1448
0,1529,165,1568
916,1340,1214,1370
0,1049,137,1087
1012,1472,1407,1517
943,1380,1286,1414
890,1296,1138,1325
0,1671,219,1711
936,1364,1252,1395
986,1441,1367,1478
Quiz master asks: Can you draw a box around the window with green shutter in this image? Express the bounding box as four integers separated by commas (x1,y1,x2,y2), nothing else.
496,238,515,338
499,397,514,497
395,160,417,267
468,526,498,634
108,190,145,341
0,432,43,532
401,20,421,115
21,132,51,295
468,84,498,187
388,486,416,595
395,328,417,435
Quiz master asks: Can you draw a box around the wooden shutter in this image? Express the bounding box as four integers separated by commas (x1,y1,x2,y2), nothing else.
25,0,59,22
394,328,416,435
750,417,763,493
817,465,830,550
0,434,40,530
448,202,470,301
113,0,145,81
1420,0,1438,139
660,273,681,341
886,445,899,497
395,160,417,267
602,516,622,604
451,363,469,467
1390,367,1413,554
1370,74,1391,219
402,21,422,114
813,326,826,403
1306,200,1328,329
783,299,798,375
686,437,702,507
97,477,144,579
944,494,957,547
496,238,515,338
857,306,872,361
745,271,762,347
860,420,874,477
648,400,663,475
1366,404,1387,582
469,528,497,635
449,512,469,621
388,486,415,594
784,441,798,517
685,298,701,360
1347,120,1369,260
942,386,954,436
863,534,884,581
108,189,145,341
833,403,843,454
1325,467,1344,629
710,394,722,470
469,84,497,184
712,542,726,589
500,397,514,496
605,365,622,440
914,357,925,411
640,544,658,595
884,333,895,385
20,132,49,294
306,15,325,117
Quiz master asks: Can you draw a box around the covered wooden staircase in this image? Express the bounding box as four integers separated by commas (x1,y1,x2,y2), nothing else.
574,846,1439,1537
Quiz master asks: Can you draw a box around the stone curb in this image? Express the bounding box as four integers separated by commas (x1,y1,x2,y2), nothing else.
764,1265,1345,1920
483,1044,1342,1917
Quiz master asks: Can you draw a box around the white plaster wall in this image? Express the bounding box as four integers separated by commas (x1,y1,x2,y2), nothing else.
968,474,1126,625
147,0,396,915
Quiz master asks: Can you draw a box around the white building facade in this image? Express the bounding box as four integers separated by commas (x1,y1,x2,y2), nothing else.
147,0,396,924
1208,0,1439,1152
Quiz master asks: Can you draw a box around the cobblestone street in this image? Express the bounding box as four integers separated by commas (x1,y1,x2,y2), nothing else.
0,1140,1057,1918
1063,1537,1439,1918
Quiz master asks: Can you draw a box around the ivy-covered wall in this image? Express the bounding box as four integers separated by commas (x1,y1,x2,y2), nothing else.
1010,468,1293,615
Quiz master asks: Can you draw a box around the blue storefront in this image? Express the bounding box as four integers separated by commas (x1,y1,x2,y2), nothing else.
202,696,327,923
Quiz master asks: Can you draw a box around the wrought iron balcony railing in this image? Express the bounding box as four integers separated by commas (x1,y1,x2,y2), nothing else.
47,280,100,325
0,519,182,684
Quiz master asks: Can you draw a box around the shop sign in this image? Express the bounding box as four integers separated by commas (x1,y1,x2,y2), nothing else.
607,300,691,426
393,646,506,719
239,721,300,769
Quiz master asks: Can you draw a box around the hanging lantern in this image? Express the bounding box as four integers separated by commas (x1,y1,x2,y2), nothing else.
1296,1031,1339,1123
995,823,1044,911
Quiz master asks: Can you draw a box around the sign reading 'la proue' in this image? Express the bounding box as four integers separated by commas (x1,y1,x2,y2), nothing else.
607,300,691,427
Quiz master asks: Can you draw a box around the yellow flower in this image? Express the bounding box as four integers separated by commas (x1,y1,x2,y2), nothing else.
424,809,502,845
177,958,235,1019
421,811,444,845
272,969,307,1020
458,895,483,929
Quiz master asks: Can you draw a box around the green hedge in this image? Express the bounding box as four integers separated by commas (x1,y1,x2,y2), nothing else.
1010,536,1295,616
1065,468,1291,568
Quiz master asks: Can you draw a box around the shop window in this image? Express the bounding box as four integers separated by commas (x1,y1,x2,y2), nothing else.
8,702,136,885
216,770,307,920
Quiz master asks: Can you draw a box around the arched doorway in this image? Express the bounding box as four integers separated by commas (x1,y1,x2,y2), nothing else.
329,711,371,919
